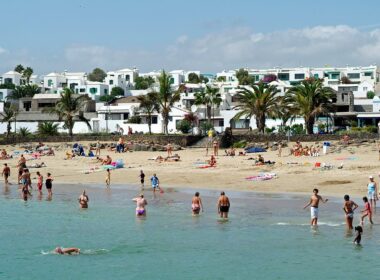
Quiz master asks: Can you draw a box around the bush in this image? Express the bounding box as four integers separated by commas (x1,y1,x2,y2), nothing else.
177,120,192,134
291,124,305,135
367,91,375,99
37,121,59,136
127,115,141,124
200,122,214,135
265,127,275,134
18,127,31,137
363,126,378,133
232,140,247,148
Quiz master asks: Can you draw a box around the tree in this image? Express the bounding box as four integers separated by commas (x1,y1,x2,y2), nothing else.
47,88,91,137
0,83,15,89
285,79,335,134
184,112,198,134
217,76,226,82
138,92,160,135
111,86,124,97
194,85,220,124
340,76,352,84
367,91,375,99
156,70,182,134
177,119,192,134
187,73,200,84
18,127,31,137
14,64,24,73
236,68,254,85
23,67,33,84
135,76,155,90
99,95,115,103
233,82,281,134
37,121,60,136
0,104,18,136
200,75,209,84
7,84,40,100
88,68,107,82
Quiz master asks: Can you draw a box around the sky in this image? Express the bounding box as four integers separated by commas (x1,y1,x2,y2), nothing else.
1,0,380,75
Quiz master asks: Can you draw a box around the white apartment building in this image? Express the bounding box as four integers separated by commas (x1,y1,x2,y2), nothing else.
75,81,109,101
1,71,25,86
105,68,138,95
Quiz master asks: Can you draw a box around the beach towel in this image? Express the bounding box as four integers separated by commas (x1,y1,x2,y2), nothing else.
246,173,277,181
245,147,266,153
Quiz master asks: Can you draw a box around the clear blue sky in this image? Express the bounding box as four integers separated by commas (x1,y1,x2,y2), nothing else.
1,0,380,74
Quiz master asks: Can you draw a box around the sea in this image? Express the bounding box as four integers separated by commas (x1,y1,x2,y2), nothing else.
0,183,379,280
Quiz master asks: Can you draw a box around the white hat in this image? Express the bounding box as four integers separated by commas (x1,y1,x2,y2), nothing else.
369,175,374,179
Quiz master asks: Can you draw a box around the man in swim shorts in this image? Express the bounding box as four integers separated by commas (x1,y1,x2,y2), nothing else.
343,194,359,230
2,163,10,184
133,194,147,216
303,188,328,226
217,191,230,218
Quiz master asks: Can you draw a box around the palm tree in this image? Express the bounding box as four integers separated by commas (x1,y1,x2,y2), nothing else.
47,88,91,137
285,79,335,134
7,84,39,100
275,96,292,131
194,85,220,125
0,104,18,136
14,64,24,74
23,67,33,84
37,121,60,136
138,92,160,135
157,71,181,134
233,82,281,133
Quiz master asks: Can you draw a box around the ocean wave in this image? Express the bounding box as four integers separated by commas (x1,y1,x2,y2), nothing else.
274,222,343,227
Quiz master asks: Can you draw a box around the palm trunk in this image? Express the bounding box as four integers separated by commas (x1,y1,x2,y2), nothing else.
305,117,314,134
7,122,11,137
207,105,211,124
148,113,152,135
256,114,266,134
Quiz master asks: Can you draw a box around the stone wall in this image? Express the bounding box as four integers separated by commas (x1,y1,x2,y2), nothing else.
220,132,379,148
0,134,203,147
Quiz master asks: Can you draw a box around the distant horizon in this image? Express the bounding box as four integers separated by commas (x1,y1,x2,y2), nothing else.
2,0,380,74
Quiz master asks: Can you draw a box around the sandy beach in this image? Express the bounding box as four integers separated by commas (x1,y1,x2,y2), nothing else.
2,140,379,197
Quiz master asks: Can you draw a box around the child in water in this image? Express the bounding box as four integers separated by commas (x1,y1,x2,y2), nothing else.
353,226,363,245
361,196,374,225
105,168,111,188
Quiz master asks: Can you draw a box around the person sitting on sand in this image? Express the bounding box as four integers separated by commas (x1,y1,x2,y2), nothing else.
65,151,74,160
225,148,236,156
133,194,147,216
102,155,112,165
55,247,80,255
78,190,89,209
43,147,55,156
207,155,217,167
165,154,181,162
0,149,11,160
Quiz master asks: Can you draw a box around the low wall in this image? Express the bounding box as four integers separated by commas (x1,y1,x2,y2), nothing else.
220,132,379,148
0,134,203,147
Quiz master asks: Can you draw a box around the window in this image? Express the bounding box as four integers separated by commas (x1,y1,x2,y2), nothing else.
294,73,305,80
347,73,360,79
23,101,32,112
0,92,3,100
4,78,12,84
89,88,97,94
123,113,129,120
125,75,130,81
364,72,373,78
330,73,340,80
363,87,368,91
152,116,158,124
278,73,289,81
218,119,224,127
109,80,113,85
169,78,175,84
313,74,319,79
104,89,108,94
38,103,55,108
48,79,53,87
80,88,85,93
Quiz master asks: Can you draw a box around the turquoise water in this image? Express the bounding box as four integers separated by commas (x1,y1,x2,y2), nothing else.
0,184,379,280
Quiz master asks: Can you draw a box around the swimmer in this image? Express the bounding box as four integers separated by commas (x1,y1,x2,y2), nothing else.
133,194,147,216
353,226,363,245
55,247,80,255
191,192,203,215
105,168,111,187
21,184,30,201
303,188,328,226
2,163,10,184
217,191,230,218
78,190,89,208
343,194,359,230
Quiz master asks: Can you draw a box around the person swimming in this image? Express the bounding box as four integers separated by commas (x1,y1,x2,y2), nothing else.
55,247,80,255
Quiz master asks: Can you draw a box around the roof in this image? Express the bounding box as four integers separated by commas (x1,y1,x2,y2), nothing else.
45,72,63,77
33,94,61,99
64,72,86,77
4,71,22,76
116,68,136,73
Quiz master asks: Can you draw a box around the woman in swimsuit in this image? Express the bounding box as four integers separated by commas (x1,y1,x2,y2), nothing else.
46,173,53,198
78,190,89,208
343,194,359,230
139,170,145,189
36,171,43,195
191,192,203,215
133,194,147,217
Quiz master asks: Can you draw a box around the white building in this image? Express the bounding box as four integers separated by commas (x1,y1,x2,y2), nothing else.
105,68,139,95
75,81,109,101
0,71,24,86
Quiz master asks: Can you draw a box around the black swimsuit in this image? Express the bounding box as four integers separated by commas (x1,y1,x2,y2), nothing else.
46,178,52,189
140,174,145,184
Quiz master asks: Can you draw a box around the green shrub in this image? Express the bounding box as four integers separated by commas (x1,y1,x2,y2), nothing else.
127,115,141,124
367,91,375,99
363,126,378,133
200,122,214,135
177,120,192,134
37,121,59,136
18,127,31,138
232,140,247,148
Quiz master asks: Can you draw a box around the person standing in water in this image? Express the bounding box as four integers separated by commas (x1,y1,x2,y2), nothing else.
46,173,53,198
217,191,230,218
133,194,147,216
150,173,162,193
105,168,111,188
367,175,377,213
353,226,363,245
191,192,203,215
78,190,89,208
343,194,359,230
303,188,328,226
2,163,10,184
36,171,43,196
139,170,145,189
361,196,373,225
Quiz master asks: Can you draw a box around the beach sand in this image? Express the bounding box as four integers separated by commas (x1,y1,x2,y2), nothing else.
2,140,379,197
